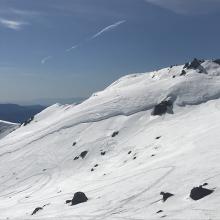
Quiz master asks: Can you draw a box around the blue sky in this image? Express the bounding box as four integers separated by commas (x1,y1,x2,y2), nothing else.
0,0,220,103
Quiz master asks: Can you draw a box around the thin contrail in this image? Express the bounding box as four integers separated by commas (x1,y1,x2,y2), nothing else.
46,20,126,61
91,20,126,39
65,44,79,52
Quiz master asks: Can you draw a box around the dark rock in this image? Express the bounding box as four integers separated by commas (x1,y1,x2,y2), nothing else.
31,207,43,215
112,131,119,137
184,58,205,73
71,192,88,206
72,142,76,146
188,58,201,69
190,185,214,201
157,210,163,214
133,157,137,160
74,156,79,160
128,151,132,154
160,192,174,202
42,169,47,172
80,151,88,159
101,151,106,156
152,100,173,116
155,136,161,139
151,154,155,157
91,168,94,172
180,70,186,76
172,75,176,78
66,200,72,204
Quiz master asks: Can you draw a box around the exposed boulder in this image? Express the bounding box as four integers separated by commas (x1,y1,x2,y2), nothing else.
80,151,88,159
101,151,106,156
72,142,76,146
31,207,43,215
152,100,173,116
74,156,79,160
71,192,88,206
112,131,119,137
190,185,214,201
160,192,174,202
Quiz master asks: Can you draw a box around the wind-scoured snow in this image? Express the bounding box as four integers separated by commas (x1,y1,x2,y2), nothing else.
0,59,220,219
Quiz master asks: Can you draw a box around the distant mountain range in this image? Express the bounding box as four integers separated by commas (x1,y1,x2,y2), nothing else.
18,97,86,106
0,104,46,123
0,98,86,123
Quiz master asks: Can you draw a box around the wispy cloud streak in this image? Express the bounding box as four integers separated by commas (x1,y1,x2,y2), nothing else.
91,20,126,39
0,18,28,30
41,56,52,64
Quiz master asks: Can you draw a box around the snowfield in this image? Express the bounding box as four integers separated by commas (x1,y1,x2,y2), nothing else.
1,59,220,219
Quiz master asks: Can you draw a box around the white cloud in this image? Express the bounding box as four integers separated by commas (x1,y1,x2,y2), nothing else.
0,18,28,30
41,56,52,64
145,0,220,14
91,20,126,39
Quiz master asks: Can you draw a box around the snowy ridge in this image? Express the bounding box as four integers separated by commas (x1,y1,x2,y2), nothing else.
0,59,220,219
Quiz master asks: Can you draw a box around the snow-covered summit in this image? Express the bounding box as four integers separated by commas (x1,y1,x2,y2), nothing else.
1,59,220,219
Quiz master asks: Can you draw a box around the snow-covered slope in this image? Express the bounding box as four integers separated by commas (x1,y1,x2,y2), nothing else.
0,120,19,139
1,59,220,220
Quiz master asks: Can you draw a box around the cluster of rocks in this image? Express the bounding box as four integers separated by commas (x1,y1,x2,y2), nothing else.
74,150,88,160
23,116,34,126
156,184,214,218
